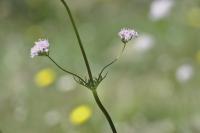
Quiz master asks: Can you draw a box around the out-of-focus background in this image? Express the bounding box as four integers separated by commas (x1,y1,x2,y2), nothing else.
0,0,200,132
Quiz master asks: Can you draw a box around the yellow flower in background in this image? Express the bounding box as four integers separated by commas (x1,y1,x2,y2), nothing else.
186,8,200,28
35,68,56,87
70,105,92,125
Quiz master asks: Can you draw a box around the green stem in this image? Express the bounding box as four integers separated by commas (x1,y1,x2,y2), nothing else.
92,90,117,133
99,43,127,77
47,55,86,84
60,0,93,83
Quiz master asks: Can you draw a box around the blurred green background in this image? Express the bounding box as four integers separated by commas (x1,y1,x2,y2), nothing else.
0,0,200,132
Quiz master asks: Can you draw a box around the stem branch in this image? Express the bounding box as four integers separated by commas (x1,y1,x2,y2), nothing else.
47,55,86,83
99,43,127,77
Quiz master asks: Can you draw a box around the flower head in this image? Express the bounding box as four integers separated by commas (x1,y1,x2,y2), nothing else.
118,28,138,44
31,39,49,58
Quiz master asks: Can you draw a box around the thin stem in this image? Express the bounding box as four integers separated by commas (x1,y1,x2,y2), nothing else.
60,0,93,83
59,1,117,132
98,59,117,78
92,90,117,133
99,43,127,77
47,55,86,84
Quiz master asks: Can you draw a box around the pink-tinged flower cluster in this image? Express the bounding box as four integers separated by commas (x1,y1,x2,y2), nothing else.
31,39,50,58
118,28,138,44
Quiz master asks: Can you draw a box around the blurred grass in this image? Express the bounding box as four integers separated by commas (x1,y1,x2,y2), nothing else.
0,0,200,133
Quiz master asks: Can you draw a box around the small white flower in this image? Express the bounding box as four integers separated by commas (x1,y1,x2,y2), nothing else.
149,0,174,21
133,34,154,52
118,28,138,44
176,64,193,83
44,110,61,126
57,75,76,92
31,39,50,58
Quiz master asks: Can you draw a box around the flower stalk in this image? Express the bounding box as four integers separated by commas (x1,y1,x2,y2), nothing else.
98,43,127,77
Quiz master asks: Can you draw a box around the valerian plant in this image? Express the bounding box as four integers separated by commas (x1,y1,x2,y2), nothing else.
30,0,138,132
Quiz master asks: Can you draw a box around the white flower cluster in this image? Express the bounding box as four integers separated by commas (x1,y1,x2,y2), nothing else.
31,39,50,58
118,28,138,44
